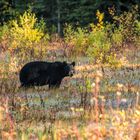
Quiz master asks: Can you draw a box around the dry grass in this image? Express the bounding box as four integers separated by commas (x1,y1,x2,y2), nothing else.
0,45,140,139
0,61,140,139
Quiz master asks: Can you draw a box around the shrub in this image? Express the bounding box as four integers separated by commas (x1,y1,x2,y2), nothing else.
64,24,87,56
72,27,87,56
8,10,49,61
86,11,116,64
135,20,140,46
64,8,139,64
110,5,139,45
110,24,123,49
64,10,119,64
86,27,111,63
0,24,9,51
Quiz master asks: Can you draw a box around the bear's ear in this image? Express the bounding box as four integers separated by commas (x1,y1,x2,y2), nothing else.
63,61,67,65
71,61,75,66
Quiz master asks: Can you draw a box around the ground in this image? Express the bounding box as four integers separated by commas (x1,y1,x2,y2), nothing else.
0,46,140,139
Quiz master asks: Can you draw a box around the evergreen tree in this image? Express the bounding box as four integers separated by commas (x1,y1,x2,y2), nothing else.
0,0,139,33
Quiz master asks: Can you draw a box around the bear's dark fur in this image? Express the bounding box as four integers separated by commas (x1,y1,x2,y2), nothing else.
19,61,75,88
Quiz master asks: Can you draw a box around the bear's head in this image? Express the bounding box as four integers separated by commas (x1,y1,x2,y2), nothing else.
63,61,75,77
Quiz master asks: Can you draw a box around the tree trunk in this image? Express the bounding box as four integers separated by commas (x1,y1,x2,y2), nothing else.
57,0,61,35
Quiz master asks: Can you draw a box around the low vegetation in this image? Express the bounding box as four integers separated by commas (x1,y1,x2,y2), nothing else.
0,5,140,140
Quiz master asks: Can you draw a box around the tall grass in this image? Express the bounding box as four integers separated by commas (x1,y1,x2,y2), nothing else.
0,64,140,139
0,6,140,140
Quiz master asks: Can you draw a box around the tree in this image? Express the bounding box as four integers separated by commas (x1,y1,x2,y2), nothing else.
0,0,16,24
0,0,139,33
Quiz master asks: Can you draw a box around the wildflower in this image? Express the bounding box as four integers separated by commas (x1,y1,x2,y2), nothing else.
116,91,121,96
99,95,105,100
96,71,103,77
136,92,139,96
90,98,95,105
70,107,74,111
121,98,127,103
79,108,84,112
117,83,123,88
91,83,95,88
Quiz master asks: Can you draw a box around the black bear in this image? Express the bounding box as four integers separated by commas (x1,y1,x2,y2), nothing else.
19,61,75,88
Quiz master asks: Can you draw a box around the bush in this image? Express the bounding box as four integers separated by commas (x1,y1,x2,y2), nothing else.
64,24,87,56
64,10,119,64
110,5,139,45
135,20,140,46
86,28,112,63
72,27,87,56
85,11,117,64
110,25,123,49
8,10,49,61
0,24,9,51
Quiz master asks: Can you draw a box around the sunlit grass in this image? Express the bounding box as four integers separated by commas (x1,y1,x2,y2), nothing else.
0,56,140,139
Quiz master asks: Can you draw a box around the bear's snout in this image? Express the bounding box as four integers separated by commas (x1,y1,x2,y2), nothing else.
69,69,75,77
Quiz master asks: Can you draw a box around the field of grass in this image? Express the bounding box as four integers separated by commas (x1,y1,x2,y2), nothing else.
0,46,140,140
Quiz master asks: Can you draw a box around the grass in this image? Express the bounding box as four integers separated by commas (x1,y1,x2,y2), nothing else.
0,47,140,140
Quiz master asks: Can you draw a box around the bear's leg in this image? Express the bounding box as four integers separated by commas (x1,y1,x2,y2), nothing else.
48,81,61,89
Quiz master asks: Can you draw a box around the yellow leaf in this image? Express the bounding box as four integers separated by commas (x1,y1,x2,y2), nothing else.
41,134,47,140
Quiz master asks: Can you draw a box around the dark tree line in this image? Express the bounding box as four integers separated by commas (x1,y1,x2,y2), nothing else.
0,0,139,34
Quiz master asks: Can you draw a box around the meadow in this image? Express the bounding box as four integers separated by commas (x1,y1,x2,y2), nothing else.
0,7,140,140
